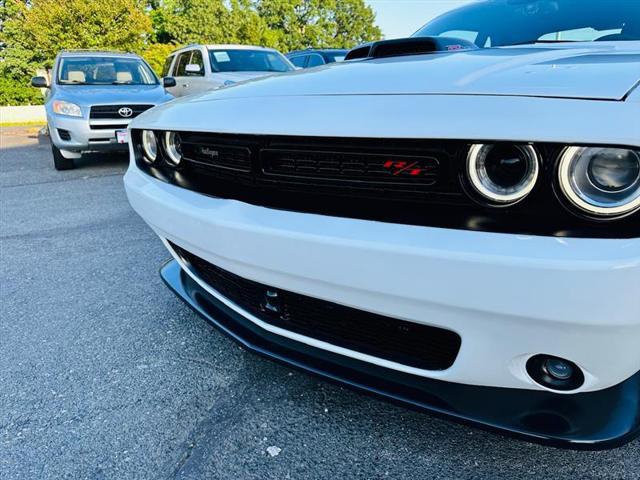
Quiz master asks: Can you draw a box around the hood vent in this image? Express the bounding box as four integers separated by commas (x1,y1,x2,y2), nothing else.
345,37,477,61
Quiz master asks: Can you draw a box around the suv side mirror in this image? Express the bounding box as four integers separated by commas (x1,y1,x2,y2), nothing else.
163,77,177,88
31,76,49,88
185,64,202,74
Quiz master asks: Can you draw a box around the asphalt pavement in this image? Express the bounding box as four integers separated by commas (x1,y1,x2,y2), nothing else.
1,127,639,479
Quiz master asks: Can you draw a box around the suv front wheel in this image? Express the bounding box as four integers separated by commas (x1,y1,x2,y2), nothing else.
52,145,75,170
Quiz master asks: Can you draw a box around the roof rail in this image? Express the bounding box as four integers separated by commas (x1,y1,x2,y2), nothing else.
171,44,199,54
60,48,132,55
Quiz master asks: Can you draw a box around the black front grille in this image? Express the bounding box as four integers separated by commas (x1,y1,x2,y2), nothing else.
90,104,153,119
262,149,440,186
181,138,252,172
171,243,461,371
168,132,456,202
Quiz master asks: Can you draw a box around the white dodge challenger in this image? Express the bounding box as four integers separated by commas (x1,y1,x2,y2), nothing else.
125,0,640,449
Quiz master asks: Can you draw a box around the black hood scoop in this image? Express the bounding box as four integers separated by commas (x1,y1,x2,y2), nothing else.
345,36,478,61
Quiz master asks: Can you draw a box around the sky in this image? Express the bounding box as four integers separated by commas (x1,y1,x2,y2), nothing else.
366,0,473,39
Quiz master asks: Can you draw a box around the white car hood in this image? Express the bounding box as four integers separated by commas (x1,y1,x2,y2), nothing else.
194,42,640,101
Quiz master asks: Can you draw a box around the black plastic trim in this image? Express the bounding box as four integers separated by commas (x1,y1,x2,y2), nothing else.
345,36,477,60
132,130,640,239
161,259,640,450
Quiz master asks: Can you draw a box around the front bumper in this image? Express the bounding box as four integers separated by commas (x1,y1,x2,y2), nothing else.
124,161,640,447
161,259,640,449
48,114,130,153
124,163,640,392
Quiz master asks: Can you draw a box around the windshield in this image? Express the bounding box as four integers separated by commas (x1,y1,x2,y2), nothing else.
325,51,348,63
57,56,158,85
208,49,294,73
414,0,640,47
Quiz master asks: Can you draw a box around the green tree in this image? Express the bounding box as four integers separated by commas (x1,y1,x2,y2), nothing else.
254,0,381,51
139,42,179,75
223,0,280,47
151,0,231,45
331,0,382,49
150,0,381,52
1,0,152,77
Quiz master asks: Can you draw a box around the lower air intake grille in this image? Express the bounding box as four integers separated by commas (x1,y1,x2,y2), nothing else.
171,243,461,371
57,129,71,141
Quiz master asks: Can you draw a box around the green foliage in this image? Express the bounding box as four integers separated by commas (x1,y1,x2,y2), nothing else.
150,0,381,51
254,0,382,51
1,0,152,77
139,43,179,75
0,76,44,106
331,0,382,49
152,0,230,45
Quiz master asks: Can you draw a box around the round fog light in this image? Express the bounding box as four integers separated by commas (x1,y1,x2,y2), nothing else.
526,355,584,391
543,358,574,381
141,130,158,164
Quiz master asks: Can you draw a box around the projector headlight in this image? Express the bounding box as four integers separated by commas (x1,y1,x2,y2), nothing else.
141,130,158,164
467,143,539,204
52,100,82,117
558,146,640,218
163,131,183,167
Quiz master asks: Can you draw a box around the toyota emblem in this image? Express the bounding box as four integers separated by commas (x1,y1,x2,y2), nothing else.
118,107,133,118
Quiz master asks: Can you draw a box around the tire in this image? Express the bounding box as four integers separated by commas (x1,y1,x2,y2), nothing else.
52,145,75,170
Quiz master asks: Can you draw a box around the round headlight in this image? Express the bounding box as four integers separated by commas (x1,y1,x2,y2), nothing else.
163,131,183,167
141,130,158,164
559,146,640,217
467,144,539,204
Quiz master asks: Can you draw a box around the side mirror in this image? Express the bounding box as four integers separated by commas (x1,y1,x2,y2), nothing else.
163,77,177,88
185,64,202,74
31,76,48,88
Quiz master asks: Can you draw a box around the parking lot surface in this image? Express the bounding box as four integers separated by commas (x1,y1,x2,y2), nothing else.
1,127,639,479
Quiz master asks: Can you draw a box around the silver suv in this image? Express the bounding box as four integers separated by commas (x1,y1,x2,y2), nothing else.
31,50,174,170
162,44,295,98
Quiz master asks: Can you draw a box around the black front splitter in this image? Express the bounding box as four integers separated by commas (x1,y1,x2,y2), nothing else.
161,259,640,450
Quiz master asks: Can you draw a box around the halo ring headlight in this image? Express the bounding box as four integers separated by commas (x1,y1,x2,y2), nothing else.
558,146,640,218
467,143,540,204
141,130,158,164
163,131,183,167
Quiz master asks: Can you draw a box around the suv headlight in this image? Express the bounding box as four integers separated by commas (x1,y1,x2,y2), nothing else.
558,146,640,217
52,100,82,117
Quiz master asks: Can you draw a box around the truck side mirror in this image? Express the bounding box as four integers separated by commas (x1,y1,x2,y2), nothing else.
185,64,202,74
163,77,177,88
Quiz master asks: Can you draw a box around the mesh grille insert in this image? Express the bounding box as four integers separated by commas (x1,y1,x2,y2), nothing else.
171,242,461,371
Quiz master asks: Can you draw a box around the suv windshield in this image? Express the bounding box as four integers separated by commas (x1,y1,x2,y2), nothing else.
57,56,158,85
209,49,293,73
415,0,640,47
